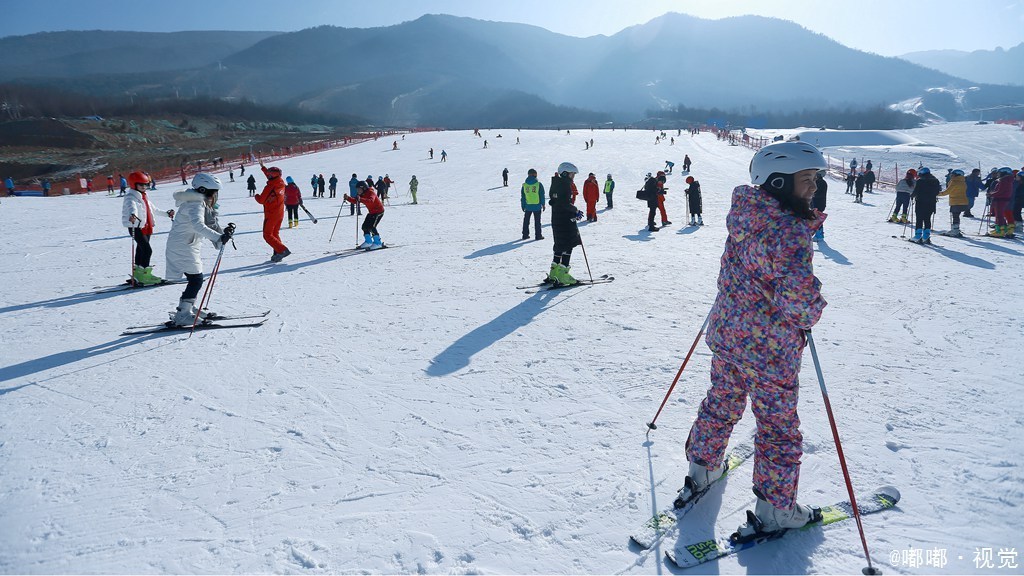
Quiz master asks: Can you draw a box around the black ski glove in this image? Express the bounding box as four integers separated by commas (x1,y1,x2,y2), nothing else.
219,223,236,244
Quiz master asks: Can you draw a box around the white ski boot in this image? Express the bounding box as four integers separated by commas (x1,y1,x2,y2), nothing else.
170,298,197,327
732,490,821,543
674,460,725,508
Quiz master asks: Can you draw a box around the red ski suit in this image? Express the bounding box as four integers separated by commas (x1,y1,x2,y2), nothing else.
256,165,288,253
582,176,600,220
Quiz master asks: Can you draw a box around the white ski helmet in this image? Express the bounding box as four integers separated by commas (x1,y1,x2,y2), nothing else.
191,172,221,193
557,162,579,175
748,142,828,185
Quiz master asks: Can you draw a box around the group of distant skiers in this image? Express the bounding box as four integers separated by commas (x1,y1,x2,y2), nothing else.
885,165,1021,242
118,162,425,327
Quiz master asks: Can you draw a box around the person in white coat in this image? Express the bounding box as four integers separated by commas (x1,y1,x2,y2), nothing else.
122,171,174,285
165,173,234,326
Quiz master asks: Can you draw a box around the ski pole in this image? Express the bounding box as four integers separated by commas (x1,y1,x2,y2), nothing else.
805,330,879,576
577,236,594,283
328,200,346,241
646,312,710,435
190,241,227,336
129,227,136,285
978,198,991,235
886,195,897,222
901,198,914,238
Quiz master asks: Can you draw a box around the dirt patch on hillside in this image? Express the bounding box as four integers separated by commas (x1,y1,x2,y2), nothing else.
0,115,366,190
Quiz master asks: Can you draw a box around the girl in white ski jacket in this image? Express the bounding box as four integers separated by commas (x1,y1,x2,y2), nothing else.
165,173,232,326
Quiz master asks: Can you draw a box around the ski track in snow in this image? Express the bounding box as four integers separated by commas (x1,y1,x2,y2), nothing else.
1,124,1022,574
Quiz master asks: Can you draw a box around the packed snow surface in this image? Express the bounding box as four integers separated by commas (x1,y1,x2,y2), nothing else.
2,123,1022,574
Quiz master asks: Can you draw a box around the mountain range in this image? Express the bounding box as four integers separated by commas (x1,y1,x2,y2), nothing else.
899,44,1023,87
1,14,1022,127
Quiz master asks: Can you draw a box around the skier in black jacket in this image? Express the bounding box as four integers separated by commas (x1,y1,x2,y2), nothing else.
911,167,941,244
812,171,827,240
546,162,582,285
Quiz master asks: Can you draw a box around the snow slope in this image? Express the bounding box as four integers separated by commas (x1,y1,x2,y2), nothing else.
1,124,1022,574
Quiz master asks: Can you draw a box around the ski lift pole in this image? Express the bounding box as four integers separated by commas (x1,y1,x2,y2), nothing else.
646,312,710,435
805,330,880,574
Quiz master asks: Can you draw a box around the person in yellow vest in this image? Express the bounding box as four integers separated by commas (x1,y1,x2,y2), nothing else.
938,169,969,237
521,168,546,240
603,173,615,209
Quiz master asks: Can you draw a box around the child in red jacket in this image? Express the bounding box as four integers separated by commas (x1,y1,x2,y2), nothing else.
284,176,302,228
347,181,386,249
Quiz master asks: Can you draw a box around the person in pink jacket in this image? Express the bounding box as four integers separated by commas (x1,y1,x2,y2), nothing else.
676,142,828,536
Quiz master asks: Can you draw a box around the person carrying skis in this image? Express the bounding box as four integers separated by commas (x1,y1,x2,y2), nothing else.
521,168,546,240
910,167,941,243
939,169,968,237
165,173,235,326
582,172,600,222
246,174,257,197
123,171,174,286
677,141,827,536
409,175,419,204
284,176,302,228
685,176,704,226
546,162,582,285
349,180,386,249
348,173,362,215
328,173,338,198
257,163,291,261
603,174,615,209
683,154,692,172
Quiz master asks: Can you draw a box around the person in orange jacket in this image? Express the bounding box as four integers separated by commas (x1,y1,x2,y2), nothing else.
582,172,600,222
256,163,291,262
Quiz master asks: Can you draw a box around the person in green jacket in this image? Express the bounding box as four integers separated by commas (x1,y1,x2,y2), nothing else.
521,168,546,240
409,175,419,204
603,173,615,209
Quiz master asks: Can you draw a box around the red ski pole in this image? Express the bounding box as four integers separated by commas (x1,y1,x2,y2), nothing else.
646,312,710,435
805,330,879,575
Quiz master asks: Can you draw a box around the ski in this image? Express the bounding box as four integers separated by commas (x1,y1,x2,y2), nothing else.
984,233,1019,241
524,277,615,293
124,310,270,330
516,274,610,290
630,443,755,550
300,204,318,223
93,279,181,294
122,319,267,336
665,485,901,569
324,245,398,255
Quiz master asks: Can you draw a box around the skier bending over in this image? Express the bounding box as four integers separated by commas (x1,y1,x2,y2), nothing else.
122,170,174,286
164,173,235,326
545,162,582,286
677,141,828,536
348,180,386,249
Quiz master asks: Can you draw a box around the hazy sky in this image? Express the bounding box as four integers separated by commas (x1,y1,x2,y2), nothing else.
6,0,1024,56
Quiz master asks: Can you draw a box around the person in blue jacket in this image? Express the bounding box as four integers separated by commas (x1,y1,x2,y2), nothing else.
347,173,362,215
118,174,128,196
5,176,15,196
521,168,546,240
964,168,984,218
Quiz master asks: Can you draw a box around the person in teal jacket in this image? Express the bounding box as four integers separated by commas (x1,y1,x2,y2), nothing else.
521,168,546,240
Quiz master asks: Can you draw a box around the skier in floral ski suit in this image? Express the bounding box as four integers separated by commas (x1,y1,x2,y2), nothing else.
678,141,828,535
